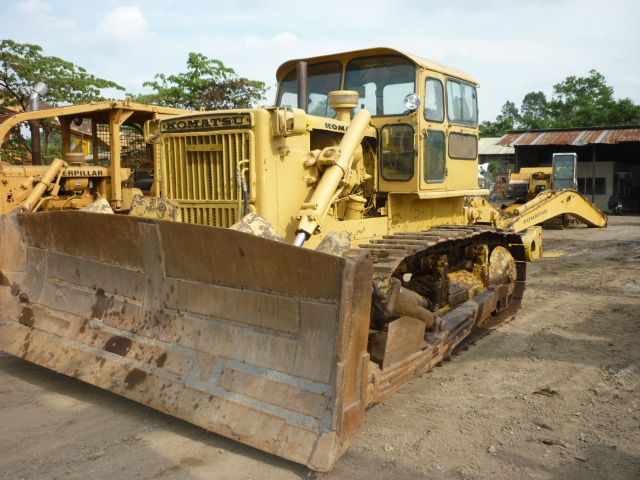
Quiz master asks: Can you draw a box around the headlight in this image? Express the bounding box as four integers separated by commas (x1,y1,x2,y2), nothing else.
403,93,421,111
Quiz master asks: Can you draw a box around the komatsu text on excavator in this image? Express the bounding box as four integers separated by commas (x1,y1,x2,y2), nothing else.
0,48,606,471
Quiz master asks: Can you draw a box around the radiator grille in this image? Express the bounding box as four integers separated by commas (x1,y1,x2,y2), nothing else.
178,204,237,228
163,131,251,228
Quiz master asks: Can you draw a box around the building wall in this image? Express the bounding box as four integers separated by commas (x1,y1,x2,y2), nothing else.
576,161,614,210
478,154,515,174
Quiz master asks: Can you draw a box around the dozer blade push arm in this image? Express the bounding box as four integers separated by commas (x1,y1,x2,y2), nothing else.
19,158,67,212
294,109,371,246
496,189,607,233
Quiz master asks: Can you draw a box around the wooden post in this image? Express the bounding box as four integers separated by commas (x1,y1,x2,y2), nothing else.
591,145,596,202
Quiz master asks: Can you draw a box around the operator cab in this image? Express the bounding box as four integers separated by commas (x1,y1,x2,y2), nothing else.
551,152,578,190
275,47,483,196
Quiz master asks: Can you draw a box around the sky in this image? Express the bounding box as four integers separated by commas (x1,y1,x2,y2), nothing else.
1,0,639,121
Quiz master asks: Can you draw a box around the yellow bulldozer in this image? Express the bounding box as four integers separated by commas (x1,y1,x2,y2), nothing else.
0,100,188,214
0,48,607,471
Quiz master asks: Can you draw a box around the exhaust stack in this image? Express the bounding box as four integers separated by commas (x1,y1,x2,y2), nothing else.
296,61,308,113
28,82,48,165
28,81,48,111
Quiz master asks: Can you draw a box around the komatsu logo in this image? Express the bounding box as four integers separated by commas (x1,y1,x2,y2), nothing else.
324,122,347,132
522,208,548,225
161,114,251,132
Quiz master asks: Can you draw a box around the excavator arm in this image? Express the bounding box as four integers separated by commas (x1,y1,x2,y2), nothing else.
465,189,607,261
496,189,607,233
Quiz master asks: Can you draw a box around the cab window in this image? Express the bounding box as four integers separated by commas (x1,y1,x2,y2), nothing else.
277,62,342,117
381,124,414,181
424,78,444,122
446,79,477,126
424,130,446,182
552,154,577,189
345,56,415,116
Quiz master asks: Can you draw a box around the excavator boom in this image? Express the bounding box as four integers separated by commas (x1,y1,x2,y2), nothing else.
496,189,607,232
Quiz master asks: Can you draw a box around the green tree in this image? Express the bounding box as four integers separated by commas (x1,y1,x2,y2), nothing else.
520,91,550,130
137,52,267,110
480,101,521,137
0,39,124,110
548,70,615,127
548,70,640,127
0,39,124,163
482,70,640,134
607,98,640,125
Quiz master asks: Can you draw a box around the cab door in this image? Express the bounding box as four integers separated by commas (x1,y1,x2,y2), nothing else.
420,75,447,190
443,78,479,190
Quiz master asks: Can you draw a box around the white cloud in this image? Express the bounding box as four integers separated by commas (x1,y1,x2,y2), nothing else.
13,0,75,30
271,32,298,49
4,0,638,119
96,6,154,43
244,31,299,50
16,0,51,14
244,35,266,49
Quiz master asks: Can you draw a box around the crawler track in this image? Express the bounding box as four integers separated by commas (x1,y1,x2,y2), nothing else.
350,226,527,403
453,297,521,354
357,225,524,291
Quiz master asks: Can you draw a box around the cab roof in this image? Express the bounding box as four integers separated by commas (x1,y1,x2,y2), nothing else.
275,46,479,85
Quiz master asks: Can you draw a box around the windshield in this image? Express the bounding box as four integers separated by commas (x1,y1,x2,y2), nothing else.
276,62,342,117
553,154,576,189
276,55,416,117
553,154,576,180
345,55,415,116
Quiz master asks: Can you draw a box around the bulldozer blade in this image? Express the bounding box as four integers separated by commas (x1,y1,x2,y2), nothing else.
0,211,373,471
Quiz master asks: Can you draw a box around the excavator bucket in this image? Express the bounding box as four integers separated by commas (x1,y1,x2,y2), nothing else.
0,211,373,471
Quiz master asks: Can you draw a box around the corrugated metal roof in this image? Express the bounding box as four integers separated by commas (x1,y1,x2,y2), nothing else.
478,137,515,155
498,125,640,146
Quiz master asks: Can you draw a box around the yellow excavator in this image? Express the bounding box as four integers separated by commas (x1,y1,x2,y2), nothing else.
465,152,607,255
495,152,605,230
0,48,606,471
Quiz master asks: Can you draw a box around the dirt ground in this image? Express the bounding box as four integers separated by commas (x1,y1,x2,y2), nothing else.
1,216,639,480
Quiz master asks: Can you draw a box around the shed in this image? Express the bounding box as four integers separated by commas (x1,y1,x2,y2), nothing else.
498,125,640,211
